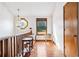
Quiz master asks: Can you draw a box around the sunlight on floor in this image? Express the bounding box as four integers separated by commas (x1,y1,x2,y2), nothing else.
30,41,64,57
37,42,47,57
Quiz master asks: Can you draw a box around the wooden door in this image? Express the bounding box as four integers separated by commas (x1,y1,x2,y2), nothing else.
64,2,78,57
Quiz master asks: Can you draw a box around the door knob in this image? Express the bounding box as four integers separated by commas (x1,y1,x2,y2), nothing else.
74,35,77,37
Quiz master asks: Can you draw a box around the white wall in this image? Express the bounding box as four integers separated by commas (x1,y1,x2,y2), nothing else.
16,16,52,35
52,3,64,51
0,4,14,38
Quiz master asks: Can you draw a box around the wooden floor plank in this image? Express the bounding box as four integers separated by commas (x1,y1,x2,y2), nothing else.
29,41,64,57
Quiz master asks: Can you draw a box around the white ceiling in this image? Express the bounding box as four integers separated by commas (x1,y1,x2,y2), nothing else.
1,2,60,16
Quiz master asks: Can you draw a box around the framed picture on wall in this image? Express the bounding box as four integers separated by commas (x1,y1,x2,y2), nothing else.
36,18,47,35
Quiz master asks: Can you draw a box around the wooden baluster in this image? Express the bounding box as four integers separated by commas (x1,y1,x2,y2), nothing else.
0,40,1,56
14,36,17,56
2,40,4,57
8,37,11,57
12,36,15,57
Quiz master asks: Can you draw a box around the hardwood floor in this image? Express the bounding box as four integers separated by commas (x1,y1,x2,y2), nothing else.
29,40,64,57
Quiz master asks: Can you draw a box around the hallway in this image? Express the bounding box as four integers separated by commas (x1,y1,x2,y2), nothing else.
30,41,64,57
0,2,69,57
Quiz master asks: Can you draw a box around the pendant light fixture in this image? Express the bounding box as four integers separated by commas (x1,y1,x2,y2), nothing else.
16,8,28,30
